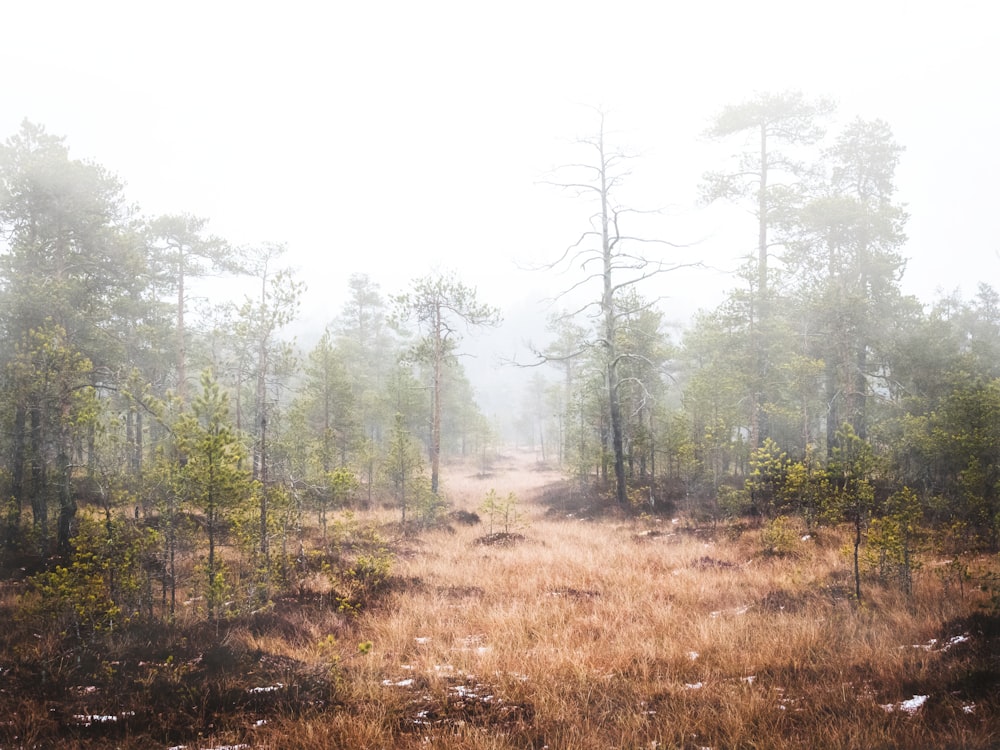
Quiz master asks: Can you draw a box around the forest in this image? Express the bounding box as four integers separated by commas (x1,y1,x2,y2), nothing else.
1,93,998,748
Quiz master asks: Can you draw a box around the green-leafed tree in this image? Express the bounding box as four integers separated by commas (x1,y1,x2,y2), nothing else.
335,273,397,447
0,121,149,552
392,272,499,495
613,289,674,484
149,213,237,404
230,245,302,566
702,91,834,449
175,371,253,618
6,323,98,552
827,423,880,602
783,118,909,455
384,412,424,525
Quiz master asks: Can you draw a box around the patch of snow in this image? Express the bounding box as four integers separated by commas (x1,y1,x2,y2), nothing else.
907,633,969,652
900,695,928,714
684,682,704,690
382,678,415,687
942,634,970,651
247,683,284,694
882,694,928,715
72,714,119,727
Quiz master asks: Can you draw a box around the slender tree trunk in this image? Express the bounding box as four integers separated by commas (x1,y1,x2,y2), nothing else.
177,253,187,404
752,124,770,452
56,449,75,556
5,406,26,549
853,513,863,602
598,130,628,506
29,406,47,548
134,409,143,477
430,307,443,495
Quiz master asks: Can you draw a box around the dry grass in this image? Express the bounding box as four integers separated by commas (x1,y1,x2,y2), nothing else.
1,450,998,748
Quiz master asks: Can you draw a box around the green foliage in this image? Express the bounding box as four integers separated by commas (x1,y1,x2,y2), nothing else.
311,512,394,614
393,271,500,494
383,412,424,525
480,489,523,535
175,371,254,617
780,446,830,529
22,517,157,642
717,484,751,519
865,486,923,594
760,515,798,557
745,438,788,518
328,467,359,508
827,423,880,601
411,475,448,528
336,552,393,614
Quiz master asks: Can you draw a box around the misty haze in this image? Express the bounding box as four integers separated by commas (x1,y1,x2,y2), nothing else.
0,3,998,749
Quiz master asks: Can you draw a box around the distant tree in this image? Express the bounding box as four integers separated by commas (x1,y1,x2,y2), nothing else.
301,328,356,473
175,371,251,618
384,412,423,524
540,110,692,505
149,213,238,403
783,118,908,454
392,272,499,494
6,322,97,552
827,423,880,602
225,244,302,567
702,91,834,449
0,120,145,551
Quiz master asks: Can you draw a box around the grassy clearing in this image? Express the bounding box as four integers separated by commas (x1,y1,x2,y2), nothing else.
0,452,997,748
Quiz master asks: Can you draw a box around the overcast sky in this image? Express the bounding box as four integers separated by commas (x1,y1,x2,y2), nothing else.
4,1,998,361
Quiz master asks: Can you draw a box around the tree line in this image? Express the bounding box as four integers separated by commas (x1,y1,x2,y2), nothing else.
2,88,998,617
0,119,498,623
520,95,999,600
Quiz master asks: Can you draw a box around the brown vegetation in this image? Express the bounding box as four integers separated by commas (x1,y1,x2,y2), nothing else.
0,452,997,749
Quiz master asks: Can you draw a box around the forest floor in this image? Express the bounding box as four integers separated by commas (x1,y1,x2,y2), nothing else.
1,449,999,749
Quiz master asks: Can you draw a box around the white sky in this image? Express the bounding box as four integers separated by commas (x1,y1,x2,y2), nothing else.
3,0,999,367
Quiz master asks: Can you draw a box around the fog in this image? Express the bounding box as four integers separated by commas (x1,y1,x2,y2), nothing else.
4,1,998,416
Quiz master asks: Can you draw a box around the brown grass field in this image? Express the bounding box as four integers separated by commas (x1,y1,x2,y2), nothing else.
1,450,998,749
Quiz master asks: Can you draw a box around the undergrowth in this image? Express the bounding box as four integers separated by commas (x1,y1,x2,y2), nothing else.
0,460,998,749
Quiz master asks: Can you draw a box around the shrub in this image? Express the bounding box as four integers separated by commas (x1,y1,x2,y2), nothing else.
480,489,523,535
761,515,797,557
21,516,158,642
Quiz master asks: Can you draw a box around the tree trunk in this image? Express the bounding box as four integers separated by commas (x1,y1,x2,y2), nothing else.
5,406,26,549
430,307,443,495
598,128,628,506
29,406,47,548
57,451,75,556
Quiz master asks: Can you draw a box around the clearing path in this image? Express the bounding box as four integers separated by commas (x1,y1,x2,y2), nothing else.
441,448,566,511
